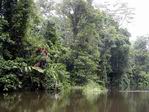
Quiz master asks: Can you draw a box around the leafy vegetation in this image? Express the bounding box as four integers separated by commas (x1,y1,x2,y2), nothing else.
130,36,149,89
0,0,148,92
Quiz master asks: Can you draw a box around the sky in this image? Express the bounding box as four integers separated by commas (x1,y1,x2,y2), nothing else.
93,0,149,41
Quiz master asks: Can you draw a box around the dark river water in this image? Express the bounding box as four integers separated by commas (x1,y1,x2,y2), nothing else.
0,90,149,112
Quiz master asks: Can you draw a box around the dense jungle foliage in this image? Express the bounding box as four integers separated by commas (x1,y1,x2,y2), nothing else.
0,0,148,92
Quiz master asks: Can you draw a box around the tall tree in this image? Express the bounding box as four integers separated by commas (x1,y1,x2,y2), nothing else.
60,0,100,85
130,36,149,89
2,0,33,59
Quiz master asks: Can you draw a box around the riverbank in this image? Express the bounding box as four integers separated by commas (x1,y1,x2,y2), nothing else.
70,81,107,96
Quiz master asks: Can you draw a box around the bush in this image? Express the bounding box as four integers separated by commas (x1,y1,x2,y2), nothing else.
43,63,70,92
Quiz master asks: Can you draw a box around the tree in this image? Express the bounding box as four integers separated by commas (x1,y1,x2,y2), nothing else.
59,0,100,85
36,0,56,17
1,0,33,59
1,0,146,92
95,1,135,27
130,36,149,89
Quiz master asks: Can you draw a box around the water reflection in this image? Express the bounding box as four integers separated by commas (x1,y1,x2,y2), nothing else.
0,90,149,112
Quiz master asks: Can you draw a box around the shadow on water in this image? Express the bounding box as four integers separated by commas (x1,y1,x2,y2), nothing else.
0,90,149,112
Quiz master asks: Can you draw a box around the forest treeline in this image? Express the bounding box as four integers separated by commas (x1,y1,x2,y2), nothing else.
0,0,148,92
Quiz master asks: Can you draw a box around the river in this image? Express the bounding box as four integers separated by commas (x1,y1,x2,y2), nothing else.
0,90,148,112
